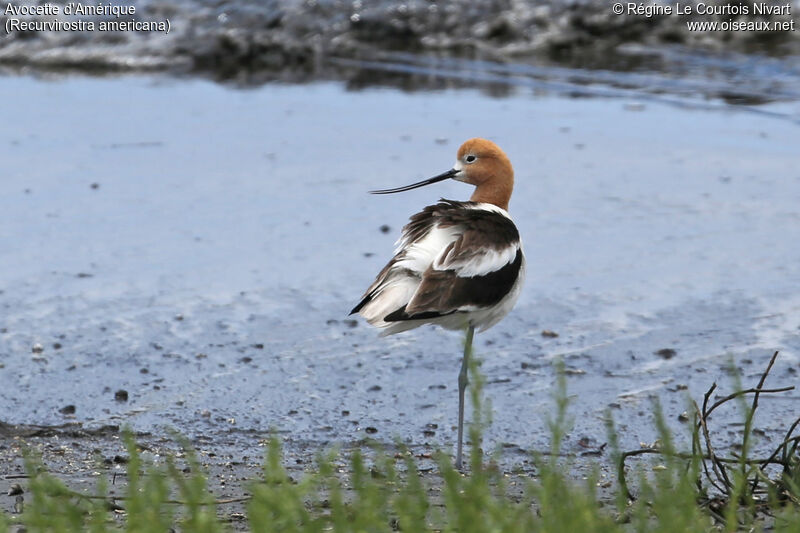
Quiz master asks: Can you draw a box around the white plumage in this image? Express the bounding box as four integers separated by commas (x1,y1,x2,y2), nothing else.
354,201,524,335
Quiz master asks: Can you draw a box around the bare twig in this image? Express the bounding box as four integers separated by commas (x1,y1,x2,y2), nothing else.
618,351,798,525
702,386,794,420
51,486,251,507
746,352,780,494
620,448,786,467
694,400,730,494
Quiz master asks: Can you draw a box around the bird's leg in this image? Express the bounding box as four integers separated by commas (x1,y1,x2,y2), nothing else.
455,325,475,470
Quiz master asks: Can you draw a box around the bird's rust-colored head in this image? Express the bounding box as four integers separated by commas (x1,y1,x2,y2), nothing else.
453,138,514,210
370,137,515,211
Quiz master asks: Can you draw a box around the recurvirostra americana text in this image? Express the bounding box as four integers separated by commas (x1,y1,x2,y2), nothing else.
351,138,525,469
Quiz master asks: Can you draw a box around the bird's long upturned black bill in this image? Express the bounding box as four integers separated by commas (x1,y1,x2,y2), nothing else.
370,168,460,194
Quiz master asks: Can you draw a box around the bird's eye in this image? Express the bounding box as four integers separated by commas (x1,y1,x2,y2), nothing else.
465,155,477,163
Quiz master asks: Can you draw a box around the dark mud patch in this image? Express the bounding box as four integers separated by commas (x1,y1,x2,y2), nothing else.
0,421,121,440
1,1,799,104
0,422,616,530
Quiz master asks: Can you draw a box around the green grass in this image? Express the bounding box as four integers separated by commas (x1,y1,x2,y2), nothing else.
3,355,798,532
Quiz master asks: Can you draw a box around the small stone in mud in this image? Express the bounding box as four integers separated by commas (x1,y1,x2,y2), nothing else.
75,272,93,278
678,411,690,423
341,410,350,416
140,367,149,374
379,224,391,234
14,495,23,514
367,385,382,392
239,356,253,364
655,348,677,359
59,404,76,415
114,390,129,402
344,319,358,328
428,384,446,390
174,314,184,321
434,137,448,145
541,330,559,338
365,426,378,434
363,252,374,257
90,182,100,189
52,342,62,350
7,484,23,496
252,343,264,349
32,343,44,353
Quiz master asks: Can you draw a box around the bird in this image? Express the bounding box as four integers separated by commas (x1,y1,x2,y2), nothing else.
350,138,525,469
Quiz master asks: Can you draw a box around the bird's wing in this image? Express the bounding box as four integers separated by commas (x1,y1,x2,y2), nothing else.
389,202,523,320
350,202,460,317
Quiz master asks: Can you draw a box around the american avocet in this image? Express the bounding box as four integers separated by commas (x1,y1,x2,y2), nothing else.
351,138,525,469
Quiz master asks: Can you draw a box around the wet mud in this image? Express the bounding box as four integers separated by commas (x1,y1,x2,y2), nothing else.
1,74,799,524
1,0,799,103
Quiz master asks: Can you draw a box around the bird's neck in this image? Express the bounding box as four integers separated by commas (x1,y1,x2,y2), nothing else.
470,180,512,211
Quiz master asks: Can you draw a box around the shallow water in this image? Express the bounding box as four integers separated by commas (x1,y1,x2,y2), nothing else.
1,74,798,466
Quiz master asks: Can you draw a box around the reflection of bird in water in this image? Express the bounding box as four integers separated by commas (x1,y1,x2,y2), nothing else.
351,138,525,469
